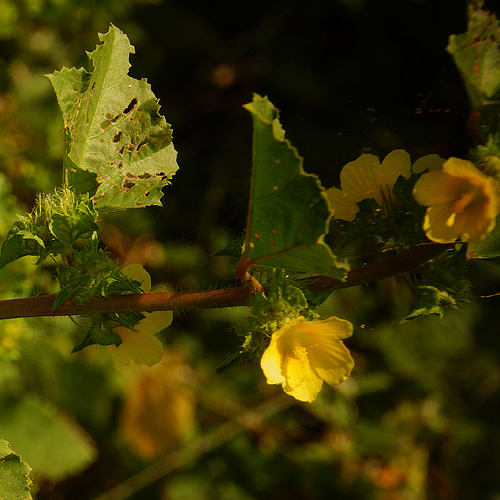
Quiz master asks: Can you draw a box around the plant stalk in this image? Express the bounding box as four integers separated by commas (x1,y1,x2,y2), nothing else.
0,243,449,320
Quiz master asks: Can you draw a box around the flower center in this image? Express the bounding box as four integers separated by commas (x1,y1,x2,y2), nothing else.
293,345,310,365
446,181,487,227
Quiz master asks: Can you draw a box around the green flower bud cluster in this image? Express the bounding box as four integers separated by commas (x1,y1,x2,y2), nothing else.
0,187,99,268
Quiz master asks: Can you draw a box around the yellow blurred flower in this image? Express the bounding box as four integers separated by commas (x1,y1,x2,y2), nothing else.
260,316,354,403
120,352,196,459
413,157,500,243
327,150,444,222
107,263,173,367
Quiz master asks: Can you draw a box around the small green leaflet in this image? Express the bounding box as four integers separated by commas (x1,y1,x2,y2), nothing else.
448,0,500,107
46,25,179,212
402,285,455,322
236,94,347,279
0,439,32,500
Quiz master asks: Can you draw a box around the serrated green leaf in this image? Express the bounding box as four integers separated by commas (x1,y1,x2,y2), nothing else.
0,439,33,500
237,94,347,278
0,222,45,269
447,1,500,108
47,25,179,212
0,395,96,482
48,196,99,247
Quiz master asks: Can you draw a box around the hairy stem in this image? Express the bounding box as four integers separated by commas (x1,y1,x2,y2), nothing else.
0,243,449,320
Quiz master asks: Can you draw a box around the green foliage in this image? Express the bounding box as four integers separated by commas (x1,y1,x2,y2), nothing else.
448,0,500,139
0,188,99,269
237,94,348,279
0,439,32,500
0,394,96,482
3,2,500,499
403,285,456,321
47,25,179,212
448,0,500,108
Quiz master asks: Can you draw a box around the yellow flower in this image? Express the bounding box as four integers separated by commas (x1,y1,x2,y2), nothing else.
327,150,444,222
260,316,354,403
327,150,411,221
413,157,500,243
107,264,173,367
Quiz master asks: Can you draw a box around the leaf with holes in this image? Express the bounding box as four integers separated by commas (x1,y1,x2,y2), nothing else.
447,0,500,109
47,25,179,212
236,94,348,279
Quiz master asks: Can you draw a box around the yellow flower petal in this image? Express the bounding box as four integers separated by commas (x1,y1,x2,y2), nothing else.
260,316,355,403
107,264,173,367
340,154,382,204
413,170,461,206
326,187,359,222
329,149,415,220
133,310,173,337
378,149,412,192
413,157,500,243
122,263,151,292
444,157,485,178
305,318,354,386
260,334,285,385
108,325,164,367
412,154,445,174
282,355,323,402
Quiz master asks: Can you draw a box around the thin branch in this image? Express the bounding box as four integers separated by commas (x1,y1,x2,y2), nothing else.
93,394,295,500
0,243,449,320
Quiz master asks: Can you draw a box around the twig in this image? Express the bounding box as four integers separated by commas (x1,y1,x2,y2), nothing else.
0,243,449,320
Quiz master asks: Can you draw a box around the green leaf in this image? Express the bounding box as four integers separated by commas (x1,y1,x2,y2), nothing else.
54,266,93,309
48,196,99,247
46,25,179,212
237,94,347,278
71,332,96,353
447,1,500,138
447,0,500,107
0,222,44,269
0,439,33,500
402,285,456,322
88,320,123,346
0,394,96,482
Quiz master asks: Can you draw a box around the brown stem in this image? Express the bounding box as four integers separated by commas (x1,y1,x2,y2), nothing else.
303,242,451,293
0,243,449,320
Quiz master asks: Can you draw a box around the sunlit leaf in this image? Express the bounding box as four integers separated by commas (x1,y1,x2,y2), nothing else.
0,222,44,269
47,24,179,212
237,94,347,278
447,0,500,138
447,0,500,107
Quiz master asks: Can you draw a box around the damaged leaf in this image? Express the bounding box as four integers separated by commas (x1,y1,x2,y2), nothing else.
47,25,179,212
